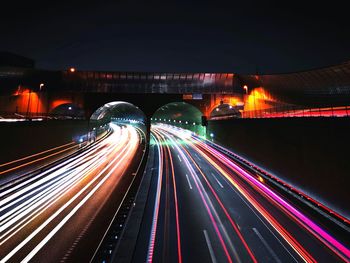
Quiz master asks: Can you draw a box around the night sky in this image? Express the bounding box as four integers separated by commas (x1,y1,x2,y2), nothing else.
1,1,349,73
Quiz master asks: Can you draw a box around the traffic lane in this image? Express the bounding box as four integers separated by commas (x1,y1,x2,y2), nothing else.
161,133,252,262
154,126,350,261
152,143,179,263
183,144,302,263
169,145,231,263
0,142,79,185
187,139,344,262
1,126,129,260
141,131,180,263
163,129,308,262
1,139,112,214
31,136,142,262
132,131,211,263
0,127,120,200
18,127,137,258
1,125,123,238
1,139,119,258
1,125,139,262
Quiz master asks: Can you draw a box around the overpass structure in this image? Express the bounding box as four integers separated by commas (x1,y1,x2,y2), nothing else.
0,59,349,120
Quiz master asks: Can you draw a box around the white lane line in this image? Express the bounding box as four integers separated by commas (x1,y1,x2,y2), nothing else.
203,230,217,263
252,227,282,263
211,173,224,188
222,178,298,262
177,154,182,162
195,153,200,159
2,127,136,262
185,174,193,190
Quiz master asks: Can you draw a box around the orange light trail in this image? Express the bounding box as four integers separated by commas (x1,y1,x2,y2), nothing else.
0,142,75,168
1,124,141,262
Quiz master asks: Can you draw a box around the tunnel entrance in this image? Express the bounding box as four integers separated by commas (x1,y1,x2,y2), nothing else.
89,101,147,142
50,103,85,119
151,102,205,137
210,103,242,119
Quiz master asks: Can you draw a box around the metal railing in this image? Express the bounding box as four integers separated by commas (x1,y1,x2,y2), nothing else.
0,111,85,121
241,105,350,119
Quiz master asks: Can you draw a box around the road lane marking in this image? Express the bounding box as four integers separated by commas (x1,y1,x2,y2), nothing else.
252,228,281,263
211,173,224,188
2,125,138,262
203,230,217,263
223,179,298,262
185,174,193,190
177,154,182,162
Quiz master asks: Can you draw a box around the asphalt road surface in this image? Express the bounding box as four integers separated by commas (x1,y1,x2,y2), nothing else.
1,123,143,262
131,124,350,263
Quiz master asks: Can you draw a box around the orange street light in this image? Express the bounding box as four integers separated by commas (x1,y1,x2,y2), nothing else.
69,67,76,73
243,85,248,94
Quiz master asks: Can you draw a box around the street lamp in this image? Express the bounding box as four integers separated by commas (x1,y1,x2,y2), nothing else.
210,132,214,142
26,88,32,120
37,83,44,117
243,85,248,94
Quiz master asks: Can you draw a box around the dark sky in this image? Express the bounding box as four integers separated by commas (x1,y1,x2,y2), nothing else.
1,0,349,73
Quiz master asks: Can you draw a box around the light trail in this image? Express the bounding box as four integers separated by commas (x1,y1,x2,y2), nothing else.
0,143,78,175
0,142,75,168
154,129,235,263
0,126,119,197
158,128,258,263
191,136,350,262
146,133,163,263
0,123,141,262
154,124,350,262
21,126,138,262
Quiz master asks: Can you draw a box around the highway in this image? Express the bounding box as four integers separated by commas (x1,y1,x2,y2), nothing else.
0,123,143,262
132,124,350,263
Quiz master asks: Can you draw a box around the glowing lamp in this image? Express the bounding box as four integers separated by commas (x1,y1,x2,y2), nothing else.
243,85,248,94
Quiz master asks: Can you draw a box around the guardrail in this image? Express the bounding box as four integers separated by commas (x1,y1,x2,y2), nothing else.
194,135,350,232
0,111,85,121
241,105,350,118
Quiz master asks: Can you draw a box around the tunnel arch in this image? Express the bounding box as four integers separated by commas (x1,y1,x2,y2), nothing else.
89,101,147,141
209,103,242,119
151,102,205,136
90,101,146,124
50,103,85,119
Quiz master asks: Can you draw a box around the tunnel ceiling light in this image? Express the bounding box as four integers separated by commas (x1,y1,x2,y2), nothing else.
216,108,219,111
193,122,196,125
210,133,214,137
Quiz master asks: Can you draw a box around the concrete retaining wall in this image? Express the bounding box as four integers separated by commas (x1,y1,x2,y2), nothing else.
0,120,89,163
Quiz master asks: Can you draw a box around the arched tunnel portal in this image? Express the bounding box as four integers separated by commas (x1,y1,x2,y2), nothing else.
89,101,147,141
151,102,206,137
